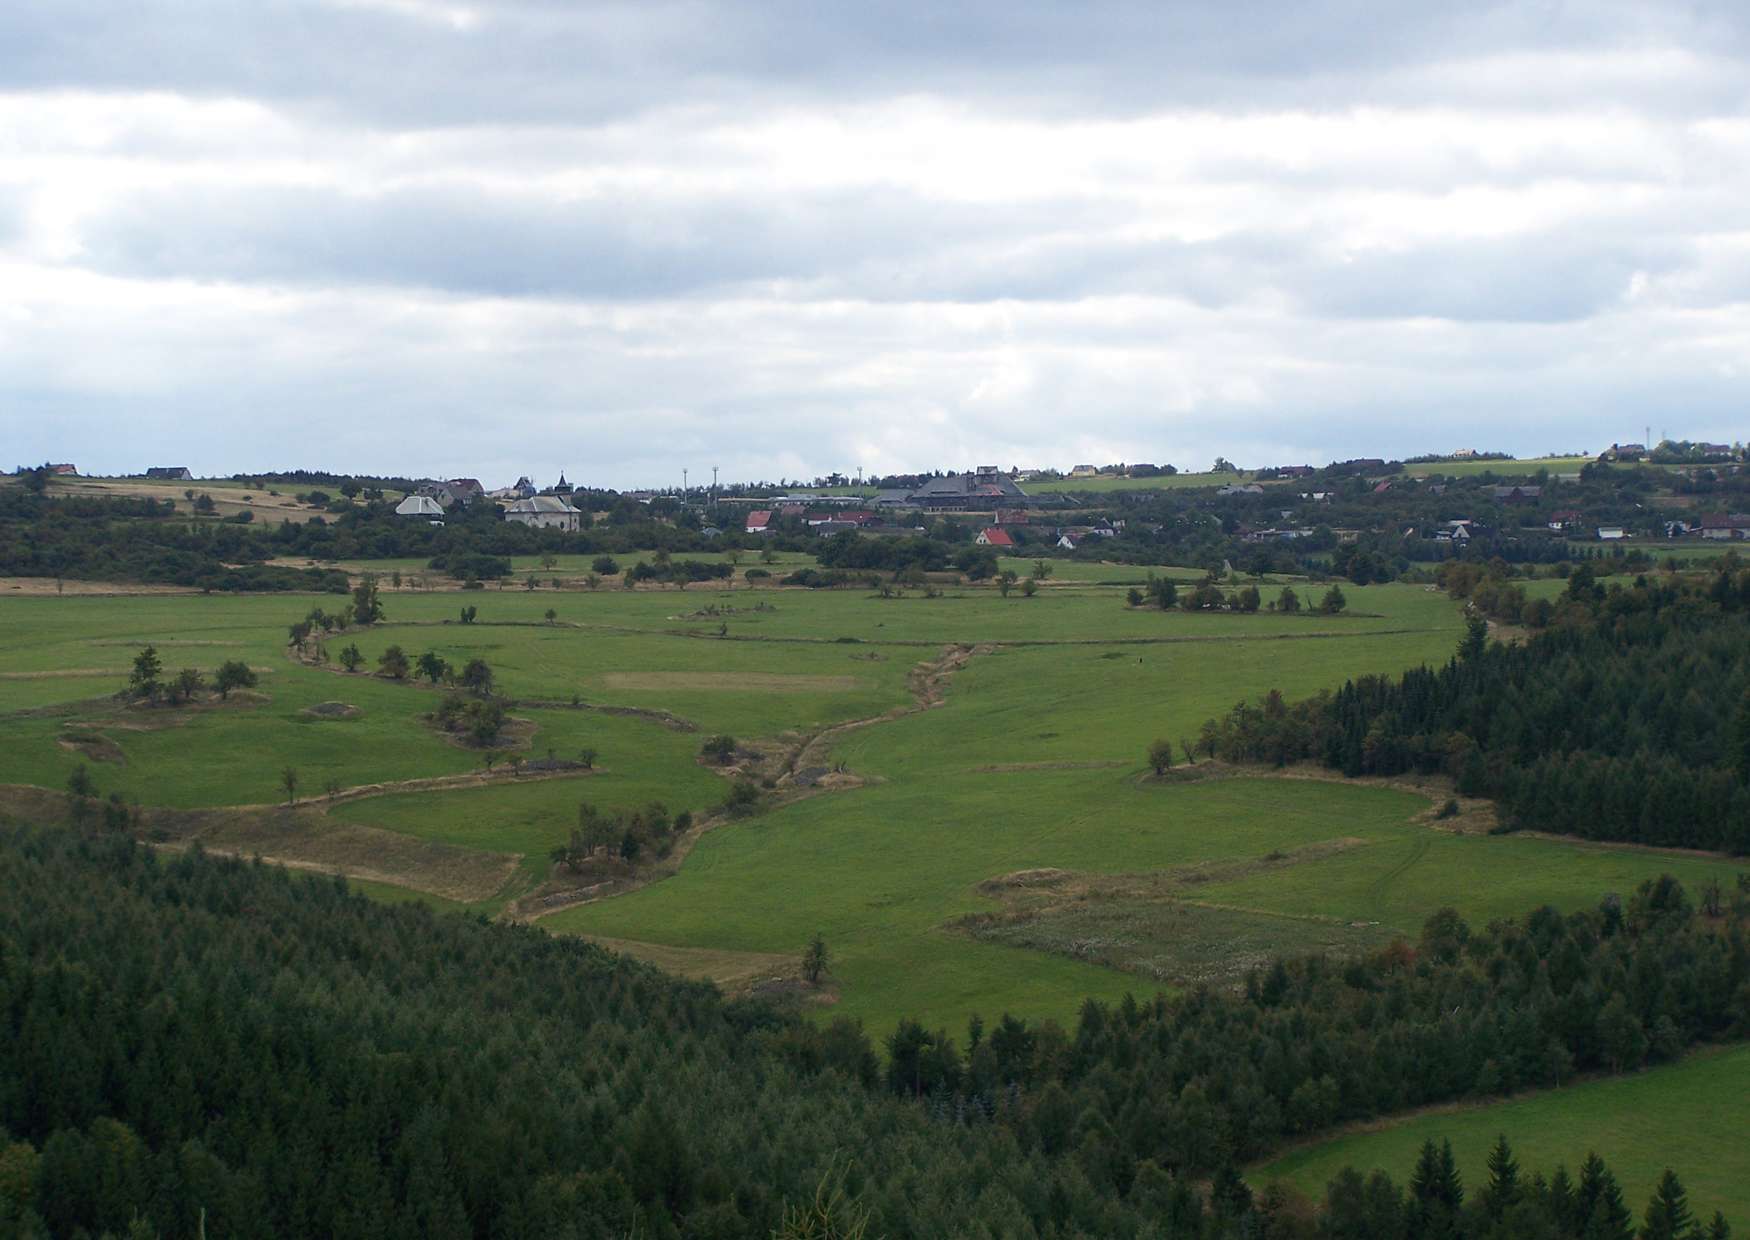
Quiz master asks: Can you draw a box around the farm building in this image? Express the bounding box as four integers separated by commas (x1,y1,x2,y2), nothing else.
1695,514,1750,540
47,463,77,476
745,510,773,534
976,527,1015,547
145,466,193,481
504,495,581,531
907,466,1029,510
394,495,446,519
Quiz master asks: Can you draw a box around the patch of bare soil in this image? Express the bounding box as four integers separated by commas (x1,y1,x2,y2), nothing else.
0,578,202,596
300,701,362,720
57,730,126,764
959,839,1387,987
578,935,808,996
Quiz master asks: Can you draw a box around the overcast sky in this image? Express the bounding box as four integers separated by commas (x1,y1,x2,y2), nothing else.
3,1,1749,487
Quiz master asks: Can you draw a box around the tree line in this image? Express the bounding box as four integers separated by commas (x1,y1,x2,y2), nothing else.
1,827,1741,1237
1193,571,1750,852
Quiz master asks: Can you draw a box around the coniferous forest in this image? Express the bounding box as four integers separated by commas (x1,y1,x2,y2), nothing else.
1,828,1743,1238
1197,568,1750,853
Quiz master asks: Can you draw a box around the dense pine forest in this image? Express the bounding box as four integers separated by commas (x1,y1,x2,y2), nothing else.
1,828,1742,1237
1198,568,1750,852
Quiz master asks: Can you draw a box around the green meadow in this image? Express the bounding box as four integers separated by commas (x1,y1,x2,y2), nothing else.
1253,1044,1750,1219
1025,470,1249,494
0,567,1740,1043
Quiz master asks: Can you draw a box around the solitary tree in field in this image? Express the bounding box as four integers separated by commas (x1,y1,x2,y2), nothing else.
1319,584,1348,615
577,747,597,770
66,764,96,824
524,573,540,591
416,651,450,685
338,644,365,673
540,554,558,573
1021,577,1038,598
1277,586,1300,614
544,608,557,624
378,645,410,679
803,933,830,986
998,571,1017,598
459,658,494,696
280,766,299,806
214,659,258,698
129,645,163,700
1147,739,1175,776
1033,559,1050,581
351,574,384,625
585,572,602,591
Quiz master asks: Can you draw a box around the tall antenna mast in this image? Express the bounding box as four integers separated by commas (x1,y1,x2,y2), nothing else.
683,467,688,495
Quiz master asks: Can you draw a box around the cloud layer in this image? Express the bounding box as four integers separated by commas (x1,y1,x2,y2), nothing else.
2,2,1748,484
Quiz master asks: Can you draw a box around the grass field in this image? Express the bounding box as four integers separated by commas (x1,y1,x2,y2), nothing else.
1025,470,1249,494
0,571,1741,1041
1401,455,1593,479
5,552,1748,1208
1253,1044,1750,1219
31,473,334,524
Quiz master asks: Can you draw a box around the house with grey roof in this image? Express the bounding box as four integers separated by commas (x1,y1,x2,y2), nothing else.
505,495,582,531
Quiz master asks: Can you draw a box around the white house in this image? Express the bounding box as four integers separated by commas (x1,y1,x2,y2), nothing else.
1597,525,1628,541
394,495,446,520
505,495,582,531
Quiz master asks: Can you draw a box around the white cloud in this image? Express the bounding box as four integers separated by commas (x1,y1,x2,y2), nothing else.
2,7,1748,483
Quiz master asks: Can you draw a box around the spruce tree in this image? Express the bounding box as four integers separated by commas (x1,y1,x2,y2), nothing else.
1484,1133,1520,1217
1639,1169,1695,1240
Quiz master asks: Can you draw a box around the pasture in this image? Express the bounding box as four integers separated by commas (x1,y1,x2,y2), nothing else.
1253,1044,1750,1219
1,566,1742,1041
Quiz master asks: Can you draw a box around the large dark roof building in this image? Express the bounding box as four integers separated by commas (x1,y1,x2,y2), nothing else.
907,466,1029,510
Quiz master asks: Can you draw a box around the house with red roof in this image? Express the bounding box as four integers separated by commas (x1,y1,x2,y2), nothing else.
975,527,1015,547
745,510,773,534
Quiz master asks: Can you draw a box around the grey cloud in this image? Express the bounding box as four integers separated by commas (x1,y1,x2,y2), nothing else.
4,1,1748,127
1300,233,1692,323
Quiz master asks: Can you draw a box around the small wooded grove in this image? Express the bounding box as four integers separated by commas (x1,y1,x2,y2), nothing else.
1,829,1743,1238
1196,570,1750,853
